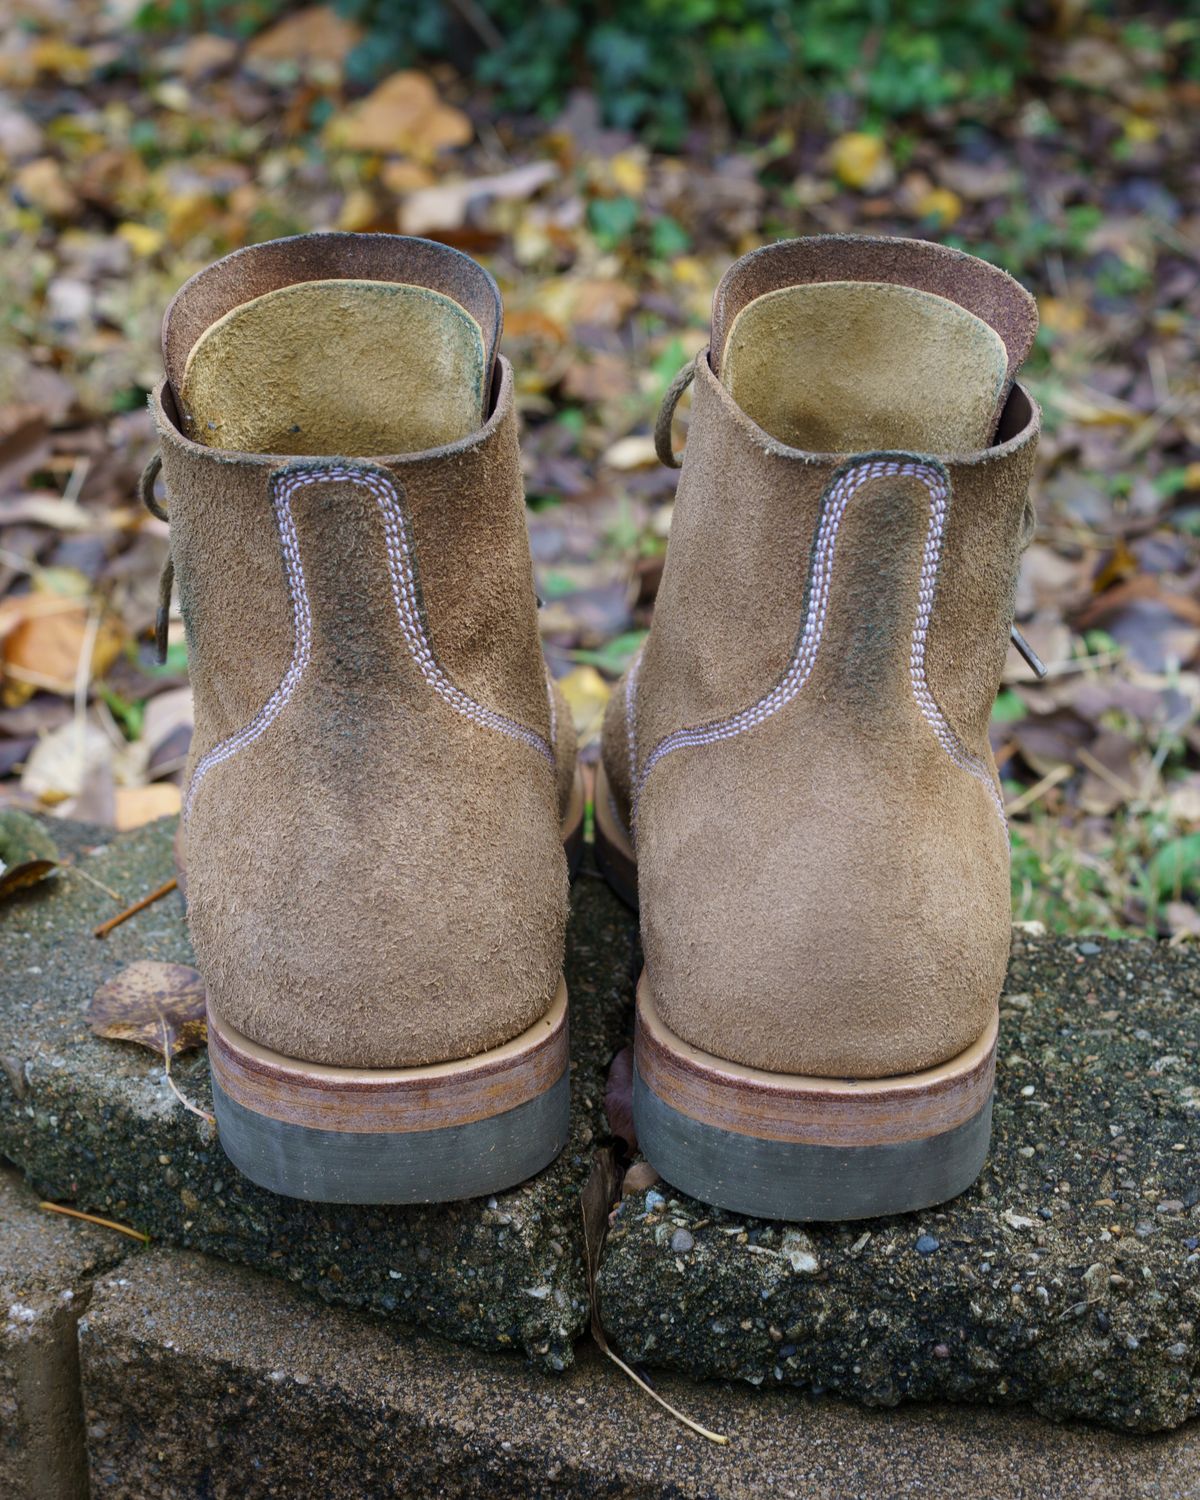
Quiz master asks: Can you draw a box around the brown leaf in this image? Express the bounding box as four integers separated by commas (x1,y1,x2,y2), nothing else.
330,71,472,160
89,961,207,1058
0,404,51,493
1010,709,1093,778
173,34,238,82
0,595,123,701
12,157,78,217
397,160,556,235
244,7,361,73
604,1045,636,1152
0,807,58,901
581,1145,620,1309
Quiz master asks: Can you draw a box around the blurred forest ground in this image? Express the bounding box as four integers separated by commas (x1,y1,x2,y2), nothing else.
1,0,1199,937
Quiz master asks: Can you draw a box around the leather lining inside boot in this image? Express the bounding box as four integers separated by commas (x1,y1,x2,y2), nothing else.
180,279,487,456
720,280,1009,454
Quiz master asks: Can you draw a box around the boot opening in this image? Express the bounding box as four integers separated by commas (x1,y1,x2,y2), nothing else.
179,279,488,456
719,280,1009,455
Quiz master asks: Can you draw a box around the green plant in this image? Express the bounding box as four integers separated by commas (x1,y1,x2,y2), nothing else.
332,0,1034,145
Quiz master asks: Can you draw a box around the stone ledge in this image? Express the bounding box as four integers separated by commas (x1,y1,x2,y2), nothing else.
0,817,636,1372
4,812,1199,1433
78,1245,1200,1499
0,1166,129,1500
598,935,1200,1432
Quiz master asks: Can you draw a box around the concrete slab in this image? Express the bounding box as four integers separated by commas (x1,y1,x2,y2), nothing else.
598,934,1200,1430
79,1246,1200,1499
0,818,637,1371
0,1166,129,1500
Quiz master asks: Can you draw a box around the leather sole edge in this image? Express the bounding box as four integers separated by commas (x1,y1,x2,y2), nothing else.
634,976,996,1221
208,979,570,1203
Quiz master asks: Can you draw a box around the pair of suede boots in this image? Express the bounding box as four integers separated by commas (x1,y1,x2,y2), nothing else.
153,231,1039,1222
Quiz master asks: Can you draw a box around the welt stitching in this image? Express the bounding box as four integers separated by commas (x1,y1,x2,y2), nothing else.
907,470,1008,827
185,464,553,822
183,470,312,822
632,458,1006,829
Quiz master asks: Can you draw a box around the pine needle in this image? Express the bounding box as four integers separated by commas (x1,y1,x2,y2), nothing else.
93,878,177,938
38,1201,150,1243
581,1153,728,1445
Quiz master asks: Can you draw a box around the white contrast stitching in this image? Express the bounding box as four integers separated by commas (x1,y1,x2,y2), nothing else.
906,469,1008,827
183,470,312,823
632,458,1006,829
185,464,553,822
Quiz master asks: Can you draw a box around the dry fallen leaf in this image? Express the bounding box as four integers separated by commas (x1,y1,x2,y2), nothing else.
88,960,207,1057
114,783,182,831
604,1045,637,1153
830,132,894,192
603,434,659,471
245,6,361,74
172,32,238,82
12,156,78,216
581,1148,727,1443
2,604,122,701
330,71,472,160
0,807,58,900
398,160,557,235
557,665,611,742
20,719,113,804
378,159,436,195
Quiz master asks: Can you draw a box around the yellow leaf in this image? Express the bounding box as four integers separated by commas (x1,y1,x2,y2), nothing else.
557,666,611,741
336,187,378,231
13,157,78,217
830,133,893,192
328,72,472,161
114,784,183,831
1123,114,1159,145
915,186,962,227
31,40,93,81
116,221,165,258
609,150,647,197
165,192,215,246
671,256,708,287
1038,296,1086,335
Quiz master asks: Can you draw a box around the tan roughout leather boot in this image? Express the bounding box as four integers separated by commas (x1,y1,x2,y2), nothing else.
150,233,583,1204
595,235,1041,1221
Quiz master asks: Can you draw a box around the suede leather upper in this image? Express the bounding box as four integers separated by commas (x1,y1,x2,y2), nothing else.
603,236,1040,1081
156,236,571,1070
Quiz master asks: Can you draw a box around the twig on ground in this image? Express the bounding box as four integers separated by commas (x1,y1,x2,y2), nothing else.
61,859,122,902
1076,746,1142,804
38,1201,150,1243
1005,763,1072,818
93,878,178,938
